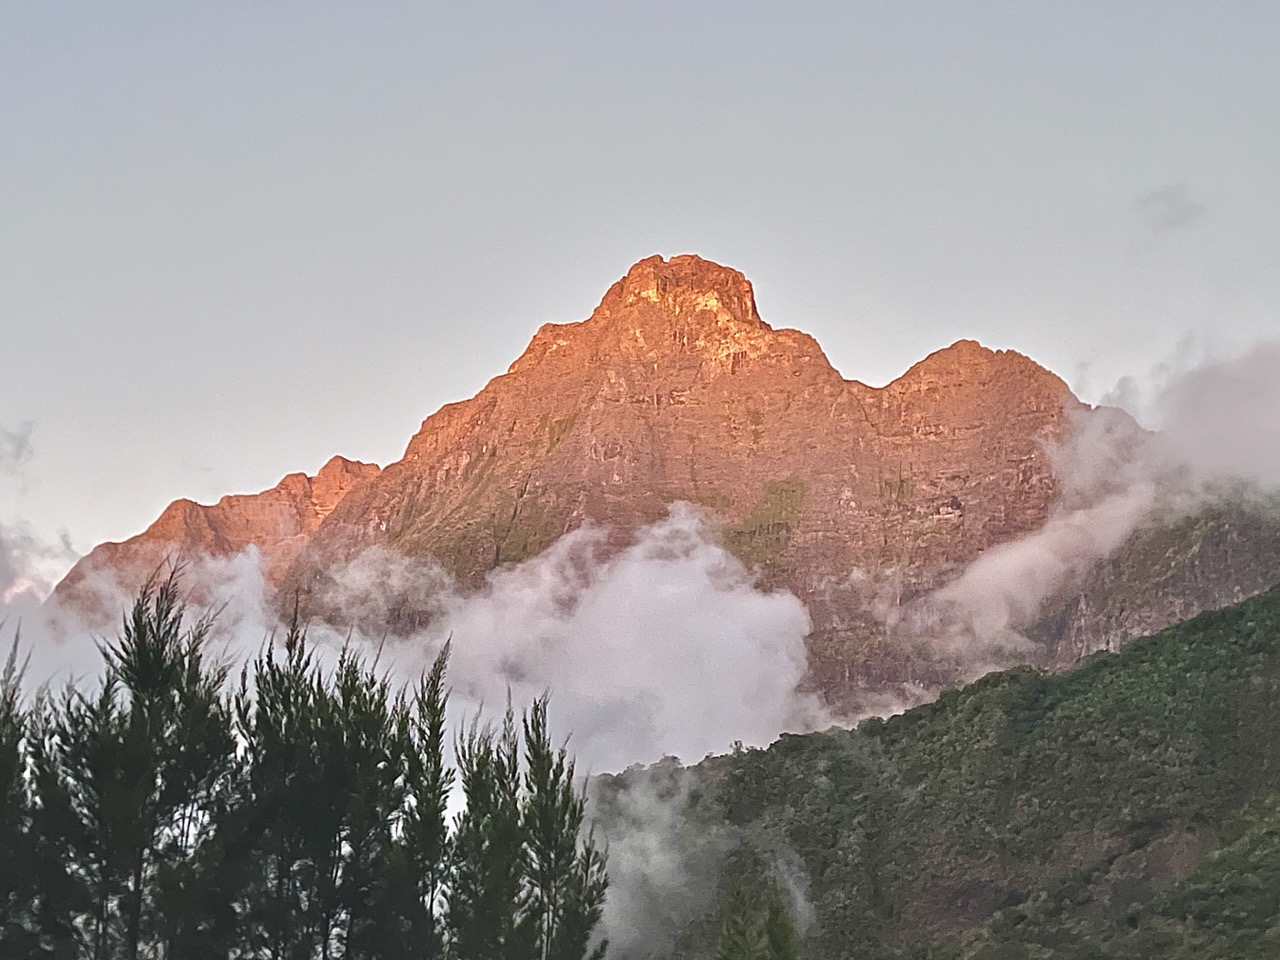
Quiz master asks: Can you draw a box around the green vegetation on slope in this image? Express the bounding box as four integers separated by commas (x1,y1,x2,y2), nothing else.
667,583,1280,959
726,479,806,567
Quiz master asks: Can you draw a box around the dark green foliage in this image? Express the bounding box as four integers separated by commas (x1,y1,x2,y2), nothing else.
713,883,799,960
0,573,607,959
666,583,1280,960
0,636,44,954
716,888,767,960
449,708,528,958
522,697,608,960
398,644,455,955
762,893,799,960
30,573,237,959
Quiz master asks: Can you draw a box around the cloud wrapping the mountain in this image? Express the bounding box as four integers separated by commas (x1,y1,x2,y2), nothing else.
0,522,76,605
903,339,1280,666
24,503,824,772
18,504,825,954
324,502,827,774
1153,340,1280,491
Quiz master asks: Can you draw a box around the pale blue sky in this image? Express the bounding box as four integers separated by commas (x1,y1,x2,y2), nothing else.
3,2,1279,561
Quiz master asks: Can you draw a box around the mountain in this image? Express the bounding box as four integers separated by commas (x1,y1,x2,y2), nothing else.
278,255,1081,690
49,255,1280,706
596,583,1280,959
52,455,379,618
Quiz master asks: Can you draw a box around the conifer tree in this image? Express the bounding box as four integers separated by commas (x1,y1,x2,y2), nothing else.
448,708,529,959
3,575,610,960
234,613,330,958
397,645,454,957
31,571,236,959
328,649,412,958
716,882,801,960
0,637,39,951
761,887,799,960
522,696,608,960
717,886,767,960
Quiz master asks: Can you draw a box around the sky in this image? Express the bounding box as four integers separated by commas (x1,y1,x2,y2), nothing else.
3,1,1279,563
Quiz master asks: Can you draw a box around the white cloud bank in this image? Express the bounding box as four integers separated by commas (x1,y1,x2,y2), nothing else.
326,502,828,775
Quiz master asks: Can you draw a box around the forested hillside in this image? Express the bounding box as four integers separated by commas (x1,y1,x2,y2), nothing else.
652,584,1280,959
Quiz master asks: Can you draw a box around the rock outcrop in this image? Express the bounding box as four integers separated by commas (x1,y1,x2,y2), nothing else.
53,456,380,619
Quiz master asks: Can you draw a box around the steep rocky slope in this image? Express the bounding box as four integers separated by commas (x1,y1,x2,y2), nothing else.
53,455,379,617
282,256,1078,655
1036,504,1280,664
601,584,1280,960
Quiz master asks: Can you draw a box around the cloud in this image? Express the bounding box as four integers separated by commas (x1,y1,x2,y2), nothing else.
1150,340,1280,490
0,522,77,606
0,422,34,476
0,422,93,689
321,503,829,774
900,339,1280,668
1135,184,1208,233
36,503,827,772
0,423,78,608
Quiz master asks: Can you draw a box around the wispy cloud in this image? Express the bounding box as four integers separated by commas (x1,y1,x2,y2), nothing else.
901,338,1280,668
0,422,34,478
1135,184,1208,233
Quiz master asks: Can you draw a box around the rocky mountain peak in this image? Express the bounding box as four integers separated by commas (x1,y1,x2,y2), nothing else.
596,253,762,327
505,255,827,387
60,257,1268,716
310,456,382,521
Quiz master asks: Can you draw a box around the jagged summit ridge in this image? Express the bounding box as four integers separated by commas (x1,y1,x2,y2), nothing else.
52,455,380,616
508,257,1055,397
53,254,1127,704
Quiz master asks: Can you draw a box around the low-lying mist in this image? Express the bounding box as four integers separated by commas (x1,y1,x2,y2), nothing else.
37,504,825,772
8,505,828,955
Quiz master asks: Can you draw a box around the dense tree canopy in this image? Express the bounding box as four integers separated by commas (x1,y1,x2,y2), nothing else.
659,583,1280,960
0,572,607,960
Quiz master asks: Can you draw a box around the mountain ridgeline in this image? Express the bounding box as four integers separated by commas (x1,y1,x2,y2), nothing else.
51,255,1280,707
599,583,1280,960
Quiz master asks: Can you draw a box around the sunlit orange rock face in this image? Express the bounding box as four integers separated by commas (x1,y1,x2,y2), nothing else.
52,456,380,619
51,255,1107,700
277,255,1082,686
